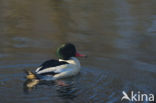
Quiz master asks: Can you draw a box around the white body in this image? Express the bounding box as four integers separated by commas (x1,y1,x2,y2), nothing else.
35,57,81,80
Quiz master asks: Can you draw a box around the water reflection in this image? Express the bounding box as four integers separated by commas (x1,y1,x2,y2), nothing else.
0,0,156,102
56,83,78,100
23,79,40,93
23,79,78,100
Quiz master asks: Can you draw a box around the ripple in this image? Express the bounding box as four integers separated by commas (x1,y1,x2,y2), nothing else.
0,63,38,69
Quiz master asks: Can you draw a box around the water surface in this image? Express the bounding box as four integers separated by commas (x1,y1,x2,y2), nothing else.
0,0,156,103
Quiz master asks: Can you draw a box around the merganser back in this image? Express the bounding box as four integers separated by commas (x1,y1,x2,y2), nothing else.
26,43,86,81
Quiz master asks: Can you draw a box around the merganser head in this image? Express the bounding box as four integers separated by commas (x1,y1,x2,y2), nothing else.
57,43,86,60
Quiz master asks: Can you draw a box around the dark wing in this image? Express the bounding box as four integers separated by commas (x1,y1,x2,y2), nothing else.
35,59,68,74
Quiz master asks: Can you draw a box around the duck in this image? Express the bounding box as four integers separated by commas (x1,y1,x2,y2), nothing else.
26,43,86,81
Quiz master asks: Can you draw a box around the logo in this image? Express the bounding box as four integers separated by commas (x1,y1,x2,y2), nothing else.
121,91,154,102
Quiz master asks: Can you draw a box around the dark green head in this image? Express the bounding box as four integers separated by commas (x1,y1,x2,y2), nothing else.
57,43,77,60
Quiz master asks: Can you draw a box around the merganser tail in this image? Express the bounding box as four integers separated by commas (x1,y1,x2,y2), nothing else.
24,70,37,80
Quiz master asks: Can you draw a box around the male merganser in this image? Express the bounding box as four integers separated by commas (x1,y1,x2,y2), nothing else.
26,43,86,81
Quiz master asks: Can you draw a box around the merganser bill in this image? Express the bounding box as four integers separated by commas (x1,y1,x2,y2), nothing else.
26,43,86,81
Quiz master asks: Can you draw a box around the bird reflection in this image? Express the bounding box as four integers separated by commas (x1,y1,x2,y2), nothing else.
56,83,78,100
23,79,79,100
23,79,40,93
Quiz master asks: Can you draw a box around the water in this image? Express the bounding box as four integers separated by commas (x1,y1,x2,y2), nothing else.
0,0,156,103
